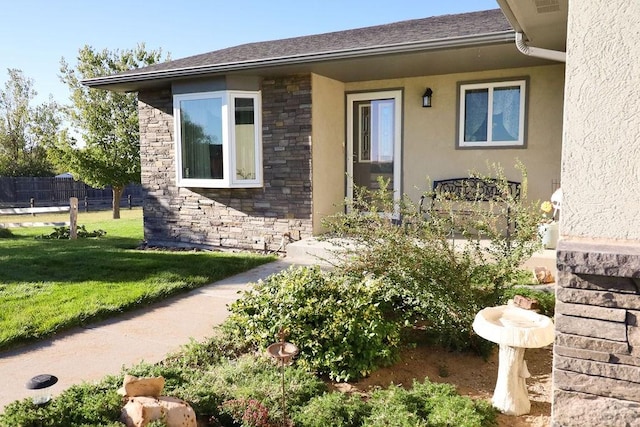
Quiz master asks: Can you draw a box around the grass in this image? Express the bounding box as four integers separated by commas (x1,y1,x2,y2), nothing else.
0,208,276,350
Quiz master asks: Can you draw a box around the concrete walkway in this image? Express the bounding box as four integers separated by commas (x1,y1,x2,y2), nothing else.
0,256,314,410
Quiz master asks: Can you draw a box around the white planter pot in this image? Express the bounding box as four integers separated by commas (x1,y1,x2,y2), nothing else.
538,222,559,249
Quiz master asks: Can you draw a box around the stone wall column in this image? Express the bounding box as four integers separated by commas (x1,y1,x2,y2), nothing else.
552,240,640,426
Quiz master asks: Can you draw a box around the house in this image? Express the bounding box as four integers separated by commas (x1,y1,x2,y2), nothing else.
498,0,640,425
84,8,565,251
85,2,640,424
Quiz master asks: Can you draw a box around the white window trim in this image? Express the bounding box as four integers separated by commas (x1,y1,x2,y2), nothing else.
174,90,263,188
458,80,526,148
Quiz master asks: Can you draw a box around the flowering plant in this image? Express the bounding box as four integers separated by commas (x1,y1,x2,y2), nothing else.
540,200,556,224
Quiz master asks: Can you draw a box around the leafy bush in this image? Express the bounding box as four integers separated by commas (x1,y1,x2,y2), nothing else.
0,227,13,238
168,353,325,423
223,266,402,381
0,382,122,427
320,164,542,356
293,392,370,427
37,224,106,239
295,379,496,427
220,398,271,427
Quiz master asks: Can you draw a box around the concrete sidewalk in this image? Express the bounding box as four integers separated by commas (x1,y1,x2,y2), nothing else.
0,256,313,410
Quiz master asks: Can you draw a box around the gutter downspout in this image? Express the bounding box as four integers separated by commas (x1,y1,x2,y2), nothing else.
515,32,566,62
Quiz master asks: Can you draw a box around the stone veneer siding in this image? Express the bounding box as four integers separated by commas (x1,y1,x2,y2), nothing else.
553,240,640,426
137,75,313,251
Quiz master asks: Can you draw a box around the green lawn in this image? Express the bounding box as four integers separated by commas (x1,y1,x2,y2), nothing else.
0,208,275,350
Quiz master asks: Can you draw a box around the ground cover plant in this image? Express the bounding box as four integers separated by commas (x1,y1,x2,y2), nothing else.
0,208,275,350
0,336,499,427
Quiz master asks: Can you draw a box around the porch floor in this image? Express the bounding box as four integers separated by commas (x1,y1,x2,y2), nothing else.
286,237,558,285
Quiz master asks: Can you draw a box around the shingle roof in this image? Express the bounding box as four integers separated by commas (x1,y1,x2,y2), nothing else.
85,9,512,87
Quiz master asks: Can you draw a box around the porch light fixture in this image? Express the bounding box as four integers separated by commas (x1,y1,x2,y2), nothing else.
422,88,433,108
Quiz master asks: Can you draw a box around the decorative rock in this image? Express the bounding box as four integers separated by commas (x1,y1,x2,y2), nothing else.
117,375,197,427
121,396,197,427
117,375,165,398
512,295,539,310
533,266,555,284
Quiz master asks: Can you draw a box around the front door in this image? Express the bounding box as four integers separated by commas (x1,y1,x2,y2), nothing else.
346,90,402,207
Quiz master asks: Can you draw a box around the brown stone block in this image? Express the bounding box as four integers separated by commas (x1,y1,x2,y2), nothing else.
554,369,640,402
555,355,640,383
556,301,626,321
555,314,627,341
560,273,639,293
552,389,640,427
557,287,640,309
554,345,611,363
555,331,629,355
557,240,640,278
627,316,640,357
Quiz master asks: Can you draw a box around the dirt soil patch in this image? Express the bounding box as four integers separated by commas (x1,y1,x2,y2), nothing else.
333,345,553,427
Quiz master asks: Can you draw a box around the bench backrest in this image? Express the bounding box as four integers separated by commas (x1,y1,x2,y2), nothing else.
431,177,521,202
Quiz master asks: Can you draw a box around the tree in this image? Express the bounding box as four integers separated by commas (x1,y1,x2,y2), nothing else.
0,69,60,176
55,44,166,219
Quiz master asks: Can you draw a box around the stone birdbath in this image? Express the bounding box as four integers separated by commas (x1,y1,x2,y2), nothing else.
472,304,554,416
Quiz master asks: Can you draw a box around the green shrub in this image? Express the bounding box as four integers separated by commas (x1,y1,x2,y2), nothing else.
172,353,326,422
293,392,370,427
0,339,497,427
320,164,542,357
220,398,271,427
0,382,122,427
295,379,496,427
366,380,496,427
0,227,13,238
223,266,402,381
36,225,106,240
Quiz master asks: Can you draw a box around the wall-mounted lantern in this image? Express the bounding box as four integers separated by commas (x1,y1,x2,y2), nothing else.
422,88,433,108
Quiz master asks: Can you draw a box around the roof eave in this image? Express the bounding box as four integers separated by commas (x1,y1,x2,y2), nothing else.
82,31,515,90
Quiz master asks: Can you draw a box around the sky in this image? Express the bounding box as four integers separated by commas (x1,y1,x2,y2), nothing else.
0,0,499,106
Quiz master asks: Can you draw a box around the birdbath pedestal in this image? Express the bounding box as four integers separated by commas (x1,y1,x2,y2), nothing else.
472,305,554,416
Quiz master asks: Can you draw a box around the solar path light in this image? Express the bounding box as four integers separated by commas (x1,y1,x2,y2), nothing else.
26,374,58,406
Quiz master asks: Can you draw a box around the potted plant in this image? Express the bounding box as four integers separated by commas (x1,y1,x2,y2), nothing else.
538,200,559,249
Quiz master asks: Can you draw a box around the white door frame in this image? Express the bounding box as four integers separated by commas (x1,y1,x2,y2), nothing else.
346,90,403,204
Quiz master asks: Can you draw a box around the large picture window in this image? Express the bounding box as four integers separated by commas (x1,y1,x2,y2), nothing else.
174,91,262,188
458,79,527,148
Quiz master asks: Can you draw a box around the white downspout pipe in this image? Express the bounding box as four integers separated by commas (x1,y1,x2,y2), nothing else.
515,32,566,62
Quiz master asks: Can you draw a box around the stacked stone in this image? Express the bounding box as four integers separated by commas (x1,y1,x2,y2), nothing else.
136,75,314,252
553,240,640,426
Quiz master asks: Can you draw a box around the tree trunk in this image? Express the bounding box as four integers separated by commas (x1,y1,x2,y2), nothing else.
112,186,124,219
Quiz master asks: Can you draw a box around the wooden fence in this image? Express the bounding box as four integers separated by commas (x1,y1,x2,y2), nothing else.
0,177,143,209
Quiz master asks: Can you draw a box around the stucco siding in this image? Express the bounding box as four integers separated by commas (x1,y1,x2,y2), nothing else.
561,0,640,240
311,74,346,233
344,64,565,204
